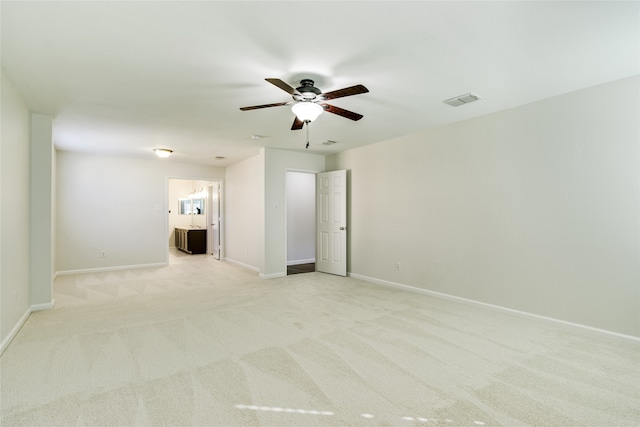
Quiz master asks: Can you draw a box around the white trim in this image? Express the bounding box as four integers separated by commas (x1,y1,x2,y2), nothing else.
223,257,260,273
55,262,166,276
259,272,287,279
0,307,31,356
287,258,315,266
31,299,55,312
349,273,640,342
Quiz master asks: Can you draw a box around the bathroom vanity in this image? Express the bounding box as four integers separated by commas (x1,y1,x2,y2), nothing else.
175,227,207,254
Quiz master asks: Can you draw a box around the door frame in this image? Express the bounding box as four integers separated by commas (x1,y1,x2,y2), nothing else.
284,168,320,274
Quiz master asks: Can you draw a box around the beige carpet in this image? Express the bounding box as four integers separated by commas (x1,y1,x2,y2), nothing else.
1,249,639,426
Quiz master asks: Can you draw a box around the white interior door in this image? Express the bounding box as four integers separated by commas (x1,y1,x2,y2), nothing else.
316,170,347,276
208,183,220,260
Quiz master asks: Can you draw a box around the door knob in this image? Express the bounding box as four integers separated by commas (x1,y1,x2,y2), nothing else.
340,227,345,230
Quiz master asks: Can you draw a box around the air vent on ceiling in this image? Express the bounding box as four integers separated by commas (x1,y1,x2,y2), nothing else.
443,92,481,107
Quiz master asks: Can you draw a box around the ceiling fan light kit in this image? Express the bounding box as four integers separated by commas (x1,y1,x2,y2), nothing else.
291,102,324,122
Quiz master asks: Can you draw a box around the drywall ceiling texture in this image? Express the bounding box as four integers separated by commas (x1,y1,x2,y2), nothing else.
1,1,638,166
328,77,640,337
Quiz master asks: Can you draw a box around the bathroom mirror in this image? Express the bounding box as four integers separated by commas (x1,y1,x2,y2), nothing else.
179,198,205,215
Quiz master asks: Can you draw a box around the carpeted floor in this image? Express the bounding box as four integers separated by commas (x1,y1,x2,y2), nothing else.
1,250,639,426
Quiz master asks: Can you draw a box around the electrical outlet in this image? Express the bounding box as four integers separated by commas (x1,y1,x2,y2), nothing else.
395,261,401,270
101,251,107,258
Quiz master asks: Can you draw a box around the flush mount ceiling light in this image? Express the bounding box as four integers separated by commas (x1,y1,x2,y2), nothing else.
291,102,324,122
153,148,173,158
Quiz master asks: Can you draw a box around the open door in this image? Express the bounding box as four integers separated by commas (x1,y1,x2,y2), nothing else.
208,183,221,260
316,170,347,276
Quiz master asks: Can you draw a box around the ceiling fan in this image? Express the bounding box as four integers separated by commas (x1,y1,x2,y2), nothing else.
240,78,369,130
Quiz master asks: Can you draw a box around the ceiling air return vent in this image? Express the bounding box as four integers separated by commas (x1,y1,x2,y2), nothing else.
443,92,481,107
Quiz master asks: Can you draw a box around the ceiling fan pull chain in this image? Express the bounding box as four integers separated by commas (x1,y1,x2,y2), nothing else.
305,120,310,149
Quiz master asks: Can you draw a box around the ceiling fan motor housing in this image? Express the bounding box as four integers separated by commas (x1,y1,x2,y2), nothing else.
296,79,322,100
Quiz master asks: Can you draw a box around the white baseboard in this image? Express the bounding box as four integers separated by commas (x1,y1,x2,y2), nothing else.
259,272,287,279
222,258,286,279
223,257,260,273
56,262,167,276
31,299,55,312
0,299,57,355
0,307,31,356
287,258,315,266
348,273,640,342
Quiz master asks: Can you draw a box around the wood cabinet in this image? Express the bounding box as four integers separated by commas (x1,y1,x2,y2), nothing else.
175,227,207,254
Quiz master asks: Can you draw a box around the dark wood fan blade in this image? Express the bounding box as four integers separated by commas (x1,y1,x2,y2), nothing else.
321,104,363,121
266,78,299,95
291,116,304,130
240,102,289,111
321,84,369,100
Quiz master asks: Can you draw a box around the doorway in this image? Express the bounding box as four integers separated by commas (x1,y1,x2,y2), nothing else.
286,171,316,275
167,178,222,263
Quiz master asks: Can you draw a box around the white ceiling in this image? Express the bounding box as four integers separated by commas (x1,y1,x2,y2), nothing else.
2,1,638,166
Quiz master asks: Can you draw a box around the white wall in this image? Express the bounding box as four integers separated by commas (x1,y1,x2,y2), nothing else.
286,171,316,265
224,150,265,271
30,113,54,307
1,70,31,344
327,76,639,337
55,151,224,273
264,148,325,277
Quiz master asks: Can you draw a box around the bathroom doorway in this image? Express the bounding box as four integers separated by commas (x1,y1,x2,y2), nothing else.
167,178,222,262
